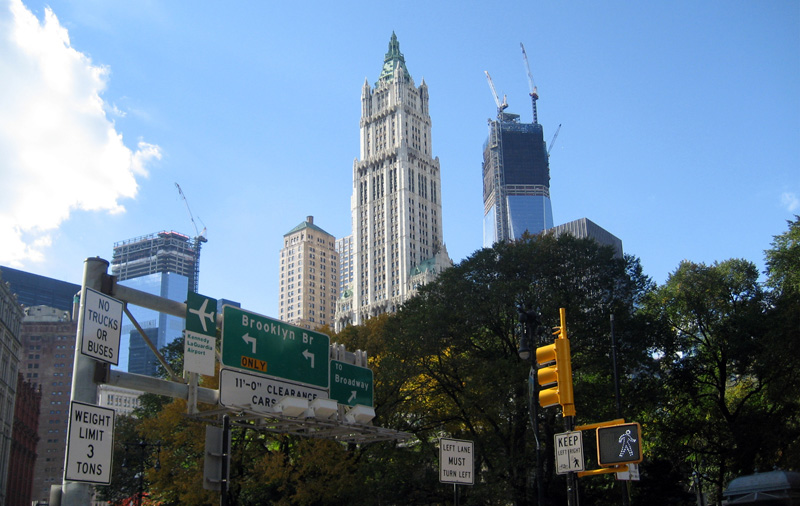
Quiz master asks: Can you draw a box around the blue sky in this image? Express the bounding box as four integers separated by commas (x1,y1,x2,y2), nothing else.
1,0,798,317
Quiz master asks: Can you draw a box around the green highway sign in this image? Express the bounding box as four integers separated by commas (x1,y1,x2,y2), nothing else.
330,360,374,407
221,305,329,388
186,292,217,337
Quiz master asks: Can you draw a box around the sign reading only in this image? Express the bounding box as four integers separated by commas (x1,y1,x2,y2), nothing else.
221,305,329,388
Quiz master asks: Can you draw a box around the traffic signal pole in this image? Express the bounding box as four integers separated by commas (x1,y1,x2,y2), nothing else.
555,308,579,506
529,307,580,505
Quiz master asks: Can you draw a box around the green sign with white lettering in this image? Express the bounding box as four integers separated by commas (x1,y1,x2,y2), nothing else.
221,305,329,388
329,360,373,407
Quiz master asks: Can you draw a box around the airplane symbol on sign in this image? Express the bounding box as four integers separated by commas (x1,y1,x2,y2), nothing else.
189,298,215,333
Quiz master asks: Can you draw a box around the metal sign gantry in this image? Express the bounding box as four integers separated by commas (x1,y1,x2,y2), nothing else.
62,257,411,504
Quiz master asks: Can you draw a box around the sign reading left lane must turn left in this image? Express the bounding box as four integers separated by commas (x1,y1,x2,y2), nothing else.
64,401,115,484
81,288,122,365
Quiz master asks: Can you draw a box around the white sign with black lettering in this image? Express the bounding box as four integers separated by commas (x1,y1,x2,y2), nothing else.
219,368,328,413
81,287,122,365
616,463,640,481
184,331,216,376
439,438,474,485
64,401,115,484
555,431,585,474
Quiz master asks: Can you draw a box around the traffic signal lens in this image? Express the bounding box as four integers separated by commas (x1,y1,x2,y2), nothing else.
539,386,560,408
535,343,556,365
537,364,558,386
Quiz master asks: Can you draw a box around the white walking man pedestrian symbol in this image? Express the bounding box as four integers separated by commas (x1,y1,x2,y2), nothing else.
618,429,637,457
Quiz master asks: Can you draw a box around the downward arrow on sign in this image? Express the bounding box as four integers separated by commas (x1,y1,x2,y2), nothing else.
302,349,315,368
242,333,257,354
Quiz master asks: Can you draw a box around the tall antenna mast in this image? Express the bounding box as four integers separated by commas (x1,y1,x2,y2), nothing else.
520,43,539,125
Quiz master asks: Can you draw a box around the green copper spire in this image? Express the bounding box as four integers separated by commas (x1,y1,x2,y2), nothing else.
378,31,410,84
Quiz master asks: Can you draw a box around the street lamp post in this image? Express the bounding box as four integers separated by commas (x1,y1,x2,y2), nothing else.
122,439,161,506
518,309,545,504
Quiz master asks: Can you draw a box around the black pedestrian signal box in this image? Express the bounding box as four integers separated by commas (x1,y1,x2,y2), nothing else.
596,422,643,467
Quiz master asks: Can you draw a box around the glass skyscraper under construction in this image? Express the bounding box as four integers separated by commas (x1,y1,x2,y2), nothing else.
482,109,553,247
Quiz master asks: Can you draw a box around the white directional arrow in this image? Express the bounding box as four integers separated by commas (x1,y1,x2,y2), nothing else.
348,391,356,403
242,333,257,354
302,349,315,368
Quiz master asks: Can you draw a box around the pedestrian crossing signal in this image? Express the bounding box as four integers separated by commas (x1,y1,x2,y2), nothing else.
596,422,642,467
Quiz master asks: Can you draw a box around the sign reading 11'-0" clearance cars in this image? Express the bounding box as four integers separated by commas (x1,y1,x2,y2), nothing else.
80,288,123,365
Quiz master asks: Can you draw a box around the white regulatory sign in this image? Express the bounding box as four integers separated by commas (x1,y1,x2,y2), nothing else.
555,431,585,474
81,287,122,365
219,368,328,413
64,401,115,484
616,463,640,481
439,438,474,485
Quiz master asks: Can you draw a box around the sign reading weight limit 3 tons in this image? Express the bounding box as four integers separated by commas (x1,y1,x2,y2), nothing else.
64,401,115,484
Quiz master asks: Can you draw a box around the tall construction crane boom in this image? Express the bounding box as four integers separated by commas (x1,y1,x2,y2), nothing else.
484,70,508,118
520,43,539,124
175,182,206,292
548,124,562,158
175,182,207,242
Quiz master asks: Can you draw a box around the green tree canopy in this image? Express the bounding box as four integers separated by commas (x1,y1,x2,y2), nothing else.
640,258,798,503
357,234,655,505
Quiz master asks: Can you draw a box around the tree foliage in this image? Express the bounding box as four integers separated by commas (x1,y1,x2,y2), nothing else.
641,257,799,503
108,219,800,505
353,234,655,505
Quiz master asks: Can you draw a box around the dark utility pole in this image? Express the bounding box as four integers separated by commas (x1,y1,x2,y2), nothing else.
518,310,545,505
221,414,230,506
611,315,630,506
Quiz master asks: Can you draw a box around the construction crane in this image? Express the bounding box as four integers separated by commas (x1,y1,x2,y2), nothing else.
175,182,207,292
520,43,539,125
548,124,562,158
484,70,508,119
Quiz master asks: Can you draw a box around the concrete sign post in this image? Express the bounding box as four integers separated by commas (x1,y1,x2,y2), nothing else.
64,401,115,484
80,287,122,365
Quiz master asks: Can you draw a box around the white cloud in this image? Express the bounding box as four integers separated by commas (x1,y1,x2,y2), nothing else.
0,0,160,266
781,192,799,213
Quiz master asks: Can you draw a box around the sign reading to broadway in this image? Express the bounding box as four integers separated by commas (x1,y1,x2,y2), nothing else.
330,360,373,407
221,305,330,388
80,288,123,365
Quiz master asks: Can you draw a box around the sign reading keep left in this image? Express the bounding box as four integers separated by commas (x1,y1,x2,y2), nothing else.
80,288,122,365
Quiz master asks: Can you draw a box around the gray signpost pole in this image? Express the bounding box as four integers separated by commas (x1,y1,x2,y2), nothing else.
62,257,108,504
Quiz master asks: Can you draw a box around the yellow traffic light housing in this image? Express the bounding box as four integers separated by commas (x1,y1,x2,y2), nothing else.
535,308,575,417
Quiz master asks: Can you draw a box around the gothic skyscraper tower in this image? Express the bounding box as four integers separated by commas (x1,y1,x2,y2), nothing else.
335,33,450,330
